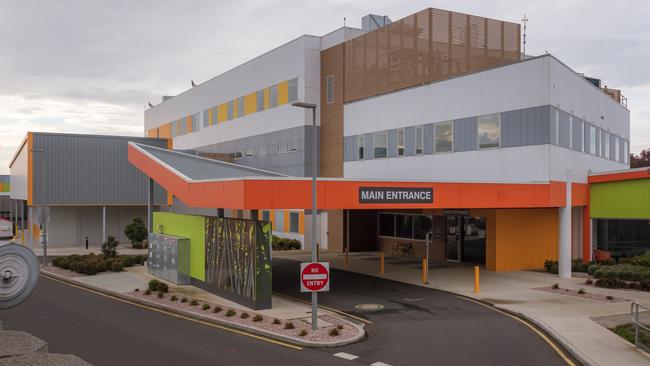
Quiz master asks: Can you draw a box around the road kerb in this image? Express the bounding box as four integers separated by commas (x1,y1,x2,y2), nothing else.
39,269,365,349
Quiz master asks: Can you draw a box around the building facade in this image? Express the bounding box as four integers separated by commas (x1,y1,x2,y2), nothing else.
144,7,630,273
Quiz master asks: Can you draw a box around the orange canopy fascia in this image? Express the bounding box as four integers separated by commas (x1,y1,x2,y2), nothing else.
128,143,576,210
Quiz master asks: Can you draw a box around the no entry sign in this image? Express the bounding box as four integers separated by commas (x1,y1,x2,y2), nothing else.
300,262,330,292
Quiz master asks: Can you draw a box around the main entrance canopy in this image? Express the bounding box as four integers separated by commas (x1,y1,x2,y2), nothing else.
128,142,579,210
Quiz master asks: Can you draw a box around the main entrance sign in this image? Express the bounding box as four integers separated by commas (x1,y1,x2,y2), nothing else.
359,187,433,204
300,262,330,292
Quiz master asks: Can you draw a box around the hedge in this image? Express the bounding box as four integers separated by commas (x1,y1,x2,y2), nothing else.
593,264,650,282
272,235,301,251
52,254,147,276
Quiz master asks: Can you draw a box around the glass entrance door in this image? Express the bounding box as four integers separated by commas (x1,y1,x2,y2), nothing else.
446,215,461,262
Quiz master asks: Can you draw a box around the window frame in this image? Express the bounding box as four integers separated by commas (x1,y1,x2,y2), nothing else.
257,146,267,156
289,212,300,233
477,114,501,150
397,129,405,157
357,135,365,160
589,125,596,155
415,126,424,155
373,132,388,159
434,121,453,153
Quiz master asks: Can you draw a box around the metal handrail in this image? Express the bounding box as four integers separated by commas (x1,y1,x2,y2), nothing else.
631,302,650,351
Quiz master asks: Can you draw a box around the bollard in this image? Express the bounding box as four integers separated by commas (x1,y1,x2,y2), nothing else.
474,266,480,294
21,229,24,244
422,258,428,284
379,252,385,275
85,236,89,250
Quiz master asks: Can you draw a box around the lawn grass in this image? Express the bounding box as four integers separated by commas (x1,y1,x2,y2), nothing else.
612,323,650,349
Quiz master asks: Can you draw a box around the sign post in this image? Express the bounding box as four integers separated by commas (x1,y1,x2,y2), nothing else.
300,262,330,330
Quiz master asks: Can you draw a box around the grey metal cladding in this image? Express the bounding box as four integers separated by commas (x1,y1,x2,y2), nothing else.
32,133,168,205
364,133,373,159
502,105,551,148
423,123,434,154
559,110,571,148
549,108,557,145
343,135,357,162
619,138,625,162
572,117,583,152
610,133,616,159
405,126,415,156
595,128,601,156
453,117,477,152
583,122,591,154
387,129,397,158
303,126,320,177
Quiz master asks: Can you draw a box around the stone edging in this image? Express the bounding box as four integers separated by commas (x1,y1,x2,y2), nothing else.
39,269,365,348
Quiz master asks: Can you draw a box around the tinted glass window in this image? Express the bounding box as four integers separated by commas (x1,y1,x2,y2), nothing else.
435,121,453,152
478,114,500,149
378,214,395,236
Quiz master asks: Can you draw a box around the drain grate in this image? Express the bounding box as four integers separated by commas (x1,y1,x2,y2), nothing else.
355,303,384,311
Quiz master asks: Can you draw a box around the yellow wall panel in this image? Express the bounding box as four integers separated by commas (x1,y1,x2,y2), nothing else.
208,108,213,126
299,211,305,234
264,88,270,110
492,208,558,271
147,129,158,138
278,81,289,105
186,116,192,133
244,93,257,115
158,123,172,138
233,99,238,119
283,211,289,232
218,104,227,123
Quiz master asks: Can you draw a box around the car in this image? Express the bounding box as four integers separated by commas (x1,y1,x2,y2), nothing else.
0,219,13,239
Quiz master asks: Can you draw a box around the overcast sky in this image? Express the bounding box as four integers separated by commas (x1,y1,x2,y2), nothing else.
1,0,649,174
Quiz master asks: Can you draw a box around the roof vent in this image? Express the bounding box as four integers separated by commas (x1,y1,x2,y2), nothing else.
361,14,391,32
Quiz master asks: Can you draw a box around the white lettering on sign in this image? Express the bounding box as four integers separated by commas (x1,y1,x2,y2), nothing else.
359,187,434,204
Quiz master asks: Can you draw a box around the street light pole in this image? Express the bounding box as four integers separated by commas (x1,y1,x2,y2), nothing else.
292,101,319,331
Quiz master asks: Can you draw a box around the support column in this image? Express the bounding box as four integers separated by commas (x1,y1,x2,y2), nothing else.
102,206,106,243
147,178,153,234
558,170,572,278
28,206,33,250
20,201,25,243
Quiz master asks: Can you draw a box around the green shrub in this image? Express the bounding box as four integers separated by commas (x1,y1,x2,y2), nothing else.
252,314,263,322
226,309,236,317
125,217,148,248
202,303,211,311
240,312,250,319
632,252,650,267
298,329,308,337
120,256,135,268
284,322,294,330
52,257,65,267
273,318,281,325
181,297,188,303
190,299,199,306
134,288,140,292
585,279,593,285
213,306,222,313
148,279,161,292
328,328,339,337
572,259,589,273
101,236,119,258
134,254,148,265
271,235,302,251
110,262,123,272
593,264,650,282
588,264,601,276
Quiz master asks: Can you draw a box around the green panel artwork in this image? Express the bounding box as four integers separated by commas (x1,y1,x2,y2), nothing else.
590,179,650,219
204,217,272,309
153,212,206,281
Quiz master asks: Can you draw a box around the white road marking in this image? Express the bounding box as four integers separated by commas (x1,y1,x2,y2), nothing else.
333,352,359,360
370,362,394,366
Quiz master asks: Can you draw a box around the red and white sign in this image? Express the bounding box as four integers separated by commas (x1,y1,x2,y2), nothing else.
300,262,330,292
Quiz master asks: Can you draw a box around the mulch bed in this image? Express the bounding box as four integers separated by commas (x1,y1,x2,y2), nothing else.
535,286,628,303
127,290,359,343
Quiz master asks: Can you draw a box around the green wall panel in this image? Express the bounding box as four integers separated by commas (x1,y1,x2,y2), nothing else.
153,212,206,281
590,179,650,219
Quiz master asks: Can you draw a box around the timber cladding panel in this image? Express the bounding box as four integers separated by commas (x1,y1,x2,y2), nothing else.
343,8,520,103
320,43,345,178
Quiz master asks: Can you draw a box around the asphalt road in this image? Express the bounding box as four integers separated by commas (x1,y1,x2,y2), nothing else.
273,258,573,366
0,276,353,366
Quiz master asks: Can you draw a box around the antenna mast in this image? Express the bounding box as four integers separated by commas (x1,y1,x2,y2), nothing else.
521,14,528,57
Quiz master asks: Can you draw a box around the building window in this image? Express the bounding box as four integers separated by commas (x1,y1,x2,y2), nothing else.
624,140,629,164
237,96,244,117
245,149,255,158
478,114,500,149
614,136,620,161
326,75,334,104
580,121,585,152
373,132,387,158
378,213,395,236
289,212,300,233
396,215,414,238
596,129,601,156
256,90,264,111
257,146,267,156
278,143,288,154
262,210,271,222
604,132,610,159
236,210,244,219
233,151,243,160
357,135,365,160
227,101,234,120
589,126,596,154
203,109,210,128
270,85,278,108
555,110,560,145
192,113,200,131
397,129,405,156
435,121,453,153
287,141,297,152
415,126,423,155
288,77,298,102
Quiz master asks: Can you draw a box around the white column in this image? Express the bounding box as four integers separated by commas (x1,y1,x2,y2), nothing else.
558,169,572,278
102,206,106,243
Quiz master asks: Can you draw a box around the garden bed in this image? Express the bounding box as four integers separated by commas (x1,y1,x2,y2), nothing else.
127,283,359,343
50,254,147,276
535,285,628,303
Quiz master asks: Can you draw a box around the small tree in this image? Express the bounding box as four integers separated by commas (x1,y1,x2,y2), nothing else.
124,217,148,248
101,236,119,258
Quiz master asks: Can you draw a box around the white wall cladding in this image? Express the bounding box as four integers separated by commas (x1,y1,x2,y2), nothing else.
145,35,322,131
549,145,627,183
344,145,550,183
9,142,28,200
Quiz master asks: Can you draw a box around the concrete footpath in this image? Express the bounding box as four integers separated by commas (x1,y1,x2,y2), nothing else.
275,250,650,366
